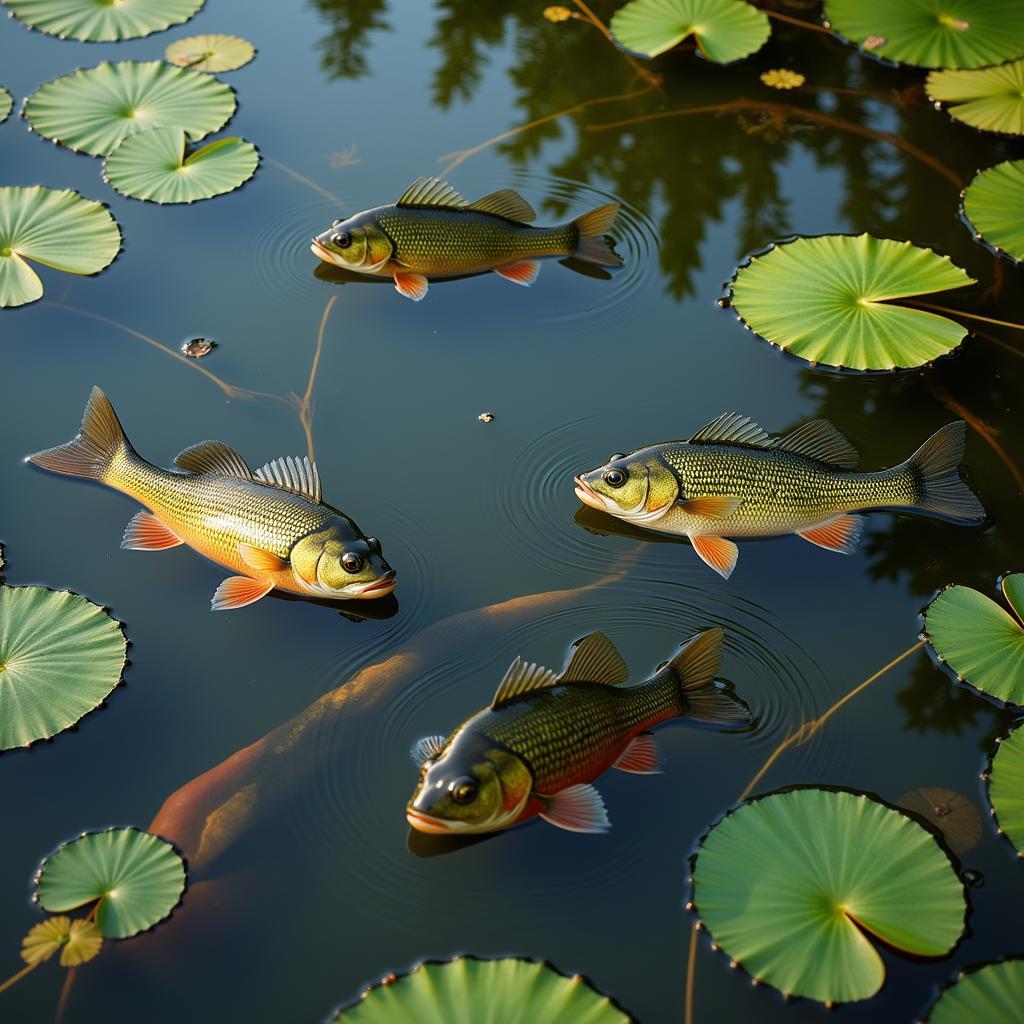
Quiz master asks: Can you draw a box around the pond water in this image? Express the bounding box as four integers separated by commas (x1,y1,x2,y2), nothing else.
2,2,1023,1022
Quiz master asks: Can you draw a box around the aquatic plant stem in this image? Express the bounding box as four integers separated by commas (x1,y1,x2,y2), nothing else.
55,966,75,1020
761,8,832,34
0,962,38,995
265,158,344,209
288,295,336,463
904,300,1024,333
570,0,662,86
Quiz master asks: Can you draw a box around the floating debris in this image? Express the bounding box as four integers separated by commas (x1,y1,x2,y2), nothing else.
182,337,216,357
544,6,572,22
478,412,494,423
896,787,983,854
760,69,805,90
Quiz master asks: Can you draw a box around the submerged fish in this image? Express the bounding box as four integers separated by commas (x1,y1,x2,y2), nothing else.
311,176,620,301
407,628,747,835
27,388,396,610
574,413,985,579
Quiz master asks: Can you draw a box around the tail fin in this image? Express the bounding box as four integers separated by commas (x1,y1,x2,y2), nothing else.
905,421,985,524
662,628,749,728
26,387,132,483
572,202,622,267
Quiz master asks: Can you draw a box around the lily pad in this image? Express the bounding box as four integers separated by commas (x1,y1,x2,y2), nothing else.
610,0,770,63
927,60,1024,134
4,0,204,42
924,959,1024,1023
824,0,1024,69
331,956,632,1022
0,582,127,748
36,829,186,939
963,160,1024,262
896,787,982,854
1,87,11,124
165,33,255,72
691,788,966,1004
21,916,102,967
24,60,236,157
987,725,1024,856
104,128,259,204
728,234,975,370
921,574,1024,706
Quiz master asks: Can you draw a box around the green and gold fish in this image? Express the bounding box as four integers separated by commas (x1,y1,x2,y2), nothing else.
27,388,396,610
407,628,747,835
574,413,985,579
311,176,620,301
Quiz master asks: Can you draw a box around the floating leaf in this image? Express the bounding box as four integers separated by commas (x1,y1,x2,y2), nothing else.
896,787,982,854
923,959,1024,1023
610,0,770,63
691,788,966,1004
962,160,1024,263
921,574,1024,706
104,128,259,204
927,60,1024,134
165,33,255,72
21,916,102,967
4,0,204,42
987,725,1024,856
728,234,975,370
24,60,236,157
331,957,632,1022
1,86,11,124
824,0,1024,69
36,829,186,939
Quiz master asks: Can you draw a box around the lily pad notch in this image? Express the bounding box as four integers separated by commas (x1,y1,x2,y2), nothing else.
927,60,1024,135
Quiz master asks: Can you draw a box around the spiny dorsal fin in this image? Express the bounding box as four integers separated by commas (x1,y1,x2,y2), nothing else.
174,440,252,479
559,632,629,685
254,456,322,502
491,657,559,711
410,734,447,767
688,412,772,448
772,420,859,468
467,188,537,222
395,177,468,209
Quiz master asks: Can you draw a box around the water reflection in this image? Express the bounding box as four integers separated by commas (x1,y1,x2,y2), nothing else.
310,0,391,80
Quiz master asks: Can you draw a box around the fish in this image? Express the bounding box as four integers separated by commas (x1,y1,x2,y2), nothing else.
26,388,397,610
311,176,620,301
574,413,985,579
406,628,748,835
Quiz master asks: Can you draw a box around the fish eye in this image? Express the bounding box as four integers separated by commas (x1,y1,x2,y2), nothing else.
450,777,478,804
333,231,352,249
603,468,627,488
341,551,364,574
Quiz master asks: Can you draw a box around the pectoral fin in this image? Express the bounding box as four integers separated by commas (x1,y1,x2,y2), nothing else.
121,510,183,551
238,543,288,574
211,576,275,611
612,733,662,774
494,260,541,287
678,496,743,519
539,784,610,834
797,514,863,554
690,535,739,579
393,271,428,301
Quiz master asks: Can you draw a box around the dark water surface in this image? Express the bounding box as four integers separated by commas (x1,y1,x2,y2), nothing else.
2,2,1023,1022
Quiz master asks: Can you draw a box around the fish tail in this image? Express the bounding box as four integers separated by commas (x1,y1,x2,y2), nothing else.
572,202,622,267
27,387,135,485
903,421,985,524
660,628,749,728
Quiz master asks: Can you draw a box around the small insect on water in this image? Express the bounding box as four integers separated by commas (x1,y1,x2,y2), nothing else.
181,337,215,358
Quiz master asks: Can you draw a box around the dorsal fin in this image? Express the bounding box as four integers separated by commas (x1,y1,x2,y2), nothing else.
254,456,322,502
491,657,559,711
772,420,859,468
395,177,468,209
688,413,772,448
467,189,537,222
174,440,252,479
559,632,629,685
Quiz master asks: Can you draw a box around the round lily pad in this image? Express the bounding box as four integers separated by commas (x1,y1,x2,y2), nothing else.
610,0,770,63
331,957,632,1023
691,788,966,1004
896,787,982,854
923,959,1024,1023
824,0,1024,69
21,916,102,967
1,87,11,124
0,583,127,748
4,0,204,42
927,60,1024,135
105,128,259,203
728,234,975,370
36,829,186,939
987,725,1024,856
963,160,1024,263
921,574,1024,706
24,60,236,157
165,34,255,72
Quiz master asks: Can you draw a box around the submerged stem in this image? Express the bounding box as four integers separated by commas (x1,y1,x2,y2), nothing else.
0,961,39,995
570,0,662,85
291,296,337,463
762,8,832,34
265,158,345,209
905,299,1024,333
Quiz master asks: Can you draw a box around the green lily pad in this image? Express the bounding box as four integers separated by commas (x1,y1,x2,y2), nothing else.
0,186,121,309
610,0,770,63
331,957,632,1023
105,128,259,203
1,87,11,124
4,0,204,42
36,829,186,939
921,574,1024,706
0,583,127,748
987,725,1024,856
728,234,975,370
691,788,966,1004
963,160,1024,262
924,960,1024,1023
927,60,1024,134
24,60,236,157
165,34,255,72
824,0,1024,69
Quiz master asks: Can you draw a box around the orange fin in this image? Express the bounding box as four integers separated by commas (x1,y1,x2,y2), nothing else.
493,259,540,287
121,510,183,551
393,271,428,301
613,734,662,775
211,576,274,611
238,543,287,574
797,513,863,554
691,535,739,579
539,784,610,834
679,496,743,520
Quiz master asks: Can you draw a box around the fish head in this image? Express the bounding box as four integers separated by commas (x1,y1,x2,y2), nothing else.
574,448,678,525
290,525,397,599
311,211,393,274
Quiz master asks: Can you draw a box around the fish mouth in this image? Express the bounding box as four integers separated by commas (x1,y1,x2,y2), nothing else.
353,572,397,598
574,475,607,511
311,238,342,266
406,808,452,834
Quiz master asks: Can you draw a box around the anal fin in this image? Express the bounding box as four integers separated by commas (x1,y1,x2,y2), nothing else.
612,733,661,775
393,271,428,301
121,510,183,551
797,513,863,554
493,260,540,287
539,784,610,834
211,576,275,611
690,535,739,579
